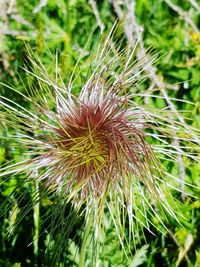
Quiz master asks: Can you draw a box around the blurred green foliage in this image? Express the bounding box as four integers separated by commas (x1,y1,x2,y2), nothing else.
0,0,200,266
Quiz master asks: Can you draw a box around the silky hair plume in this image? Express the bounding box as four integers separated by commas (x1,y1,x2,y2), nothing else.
0,28,199,264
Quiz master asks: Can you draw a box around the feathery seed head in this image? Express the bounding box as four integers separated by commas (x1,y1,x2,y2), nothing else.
39,89,154,199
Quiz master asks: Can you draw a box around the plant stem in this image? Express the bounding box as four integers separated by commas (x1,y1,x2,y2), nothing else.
79,214,93,267
33,173,40,260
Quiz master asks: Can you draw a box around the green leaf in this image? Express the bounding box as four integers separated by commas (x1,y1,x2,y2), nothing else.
129,245,149,267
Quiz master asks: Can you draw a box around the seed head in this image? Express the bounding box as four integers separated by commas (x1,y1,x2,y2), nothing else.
37,85,156,202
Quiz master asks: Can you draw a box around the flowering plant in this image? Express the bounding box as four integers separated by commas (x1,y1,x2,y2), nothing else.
0,30,199,265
